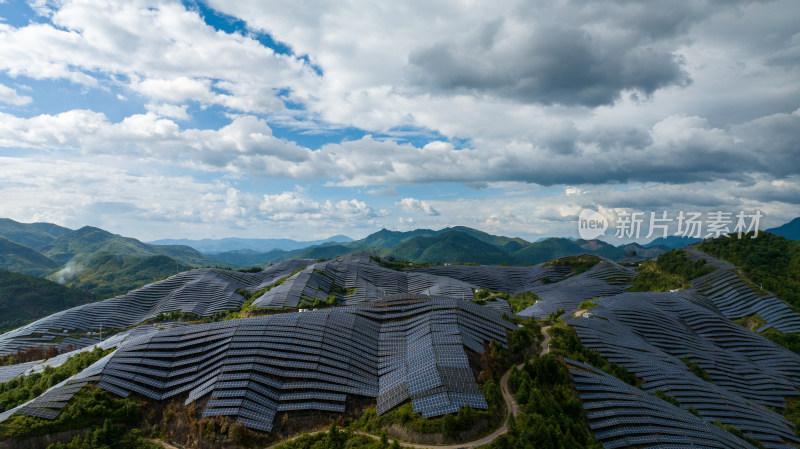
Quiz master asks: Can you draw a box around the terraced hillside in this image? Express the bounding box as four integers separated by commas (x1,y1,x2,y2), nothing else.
684,247,800,333
567,359,761,449
569,292,800,447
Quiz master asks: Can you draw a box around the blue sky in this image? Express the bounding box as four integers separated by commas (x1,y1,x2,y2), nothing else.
0,0,798,242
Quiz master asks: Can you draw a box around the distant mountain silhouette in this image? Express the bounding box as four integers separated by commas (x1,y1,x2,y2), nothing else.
766,217,800,240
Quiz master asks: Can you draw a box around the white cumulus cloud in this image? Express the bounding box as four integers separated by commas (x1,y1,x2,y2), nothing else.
396,198,440,216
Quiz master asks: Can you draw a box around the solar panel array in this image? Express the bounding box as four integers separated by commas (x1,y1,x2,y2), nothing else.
0,260,315,357
5,248,798,444
566,359,759,449
5,295,513,432
410,263,573,294
0,252,588,358
0,323,183,424
568,292,800,448
516,261,634,318
684,248,800,333
254,253,480,308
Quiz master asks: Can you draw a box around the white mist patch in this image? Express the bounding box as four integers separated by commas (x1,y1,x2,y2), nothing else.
52,260,84,284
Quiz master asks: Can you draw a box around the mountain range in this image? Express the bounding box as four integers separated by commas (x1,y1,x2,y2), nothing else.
1,216,798,300
767,217,800,240
148,235,353,253
0,221,210,297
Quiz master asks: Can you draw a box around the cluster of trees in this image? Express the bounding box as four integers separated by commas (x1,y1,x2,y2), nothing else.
275,423,401,449
630,250,714,292
47,419,158,449
656,250,716,280
508,292,540,314
0,347,112,413
485,353,602,449
712,421,766,449
783,399,800,439
761,328,800,354
547,324,639,387
0,344,78,366
478,319,543,382
139,399,270,449
680,357,712,382
0,386,141,440
543,255,602,274
352,383,502,440
469,290,541,314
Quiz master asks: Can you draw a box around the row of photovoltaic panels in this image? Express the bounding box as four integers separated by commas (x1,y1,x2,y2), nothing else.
683,247,737,269
0,260,315,357
253,254,481,309
410,263,573,294
516,261,635,318
566,359,759,449
35,295,514,432
0,323,186,384
568,292,800,448
683,249,800,333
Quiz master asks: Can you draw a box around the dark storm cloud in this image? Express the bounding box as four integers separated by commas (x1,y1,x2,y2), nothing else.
400,0,749,107
732,110,800,178
407,24,690,107
403,0,778,107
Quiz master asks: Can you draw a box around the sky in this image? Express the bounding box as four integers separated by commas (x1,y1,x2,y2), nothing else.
0,0,798,243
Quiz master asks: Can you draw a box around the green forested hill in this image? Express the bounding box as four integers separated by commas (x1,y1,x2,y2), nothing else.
208,249,288,267
511,238,627,265
356,226,529,251
0,218,71,250
358,228,440,247
61,254,192,298
265,229,639,267
766,217,800,240
40,226,211,266
446,226,529,249
0,238,59,276
383,230,515,264
0,269,98,333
